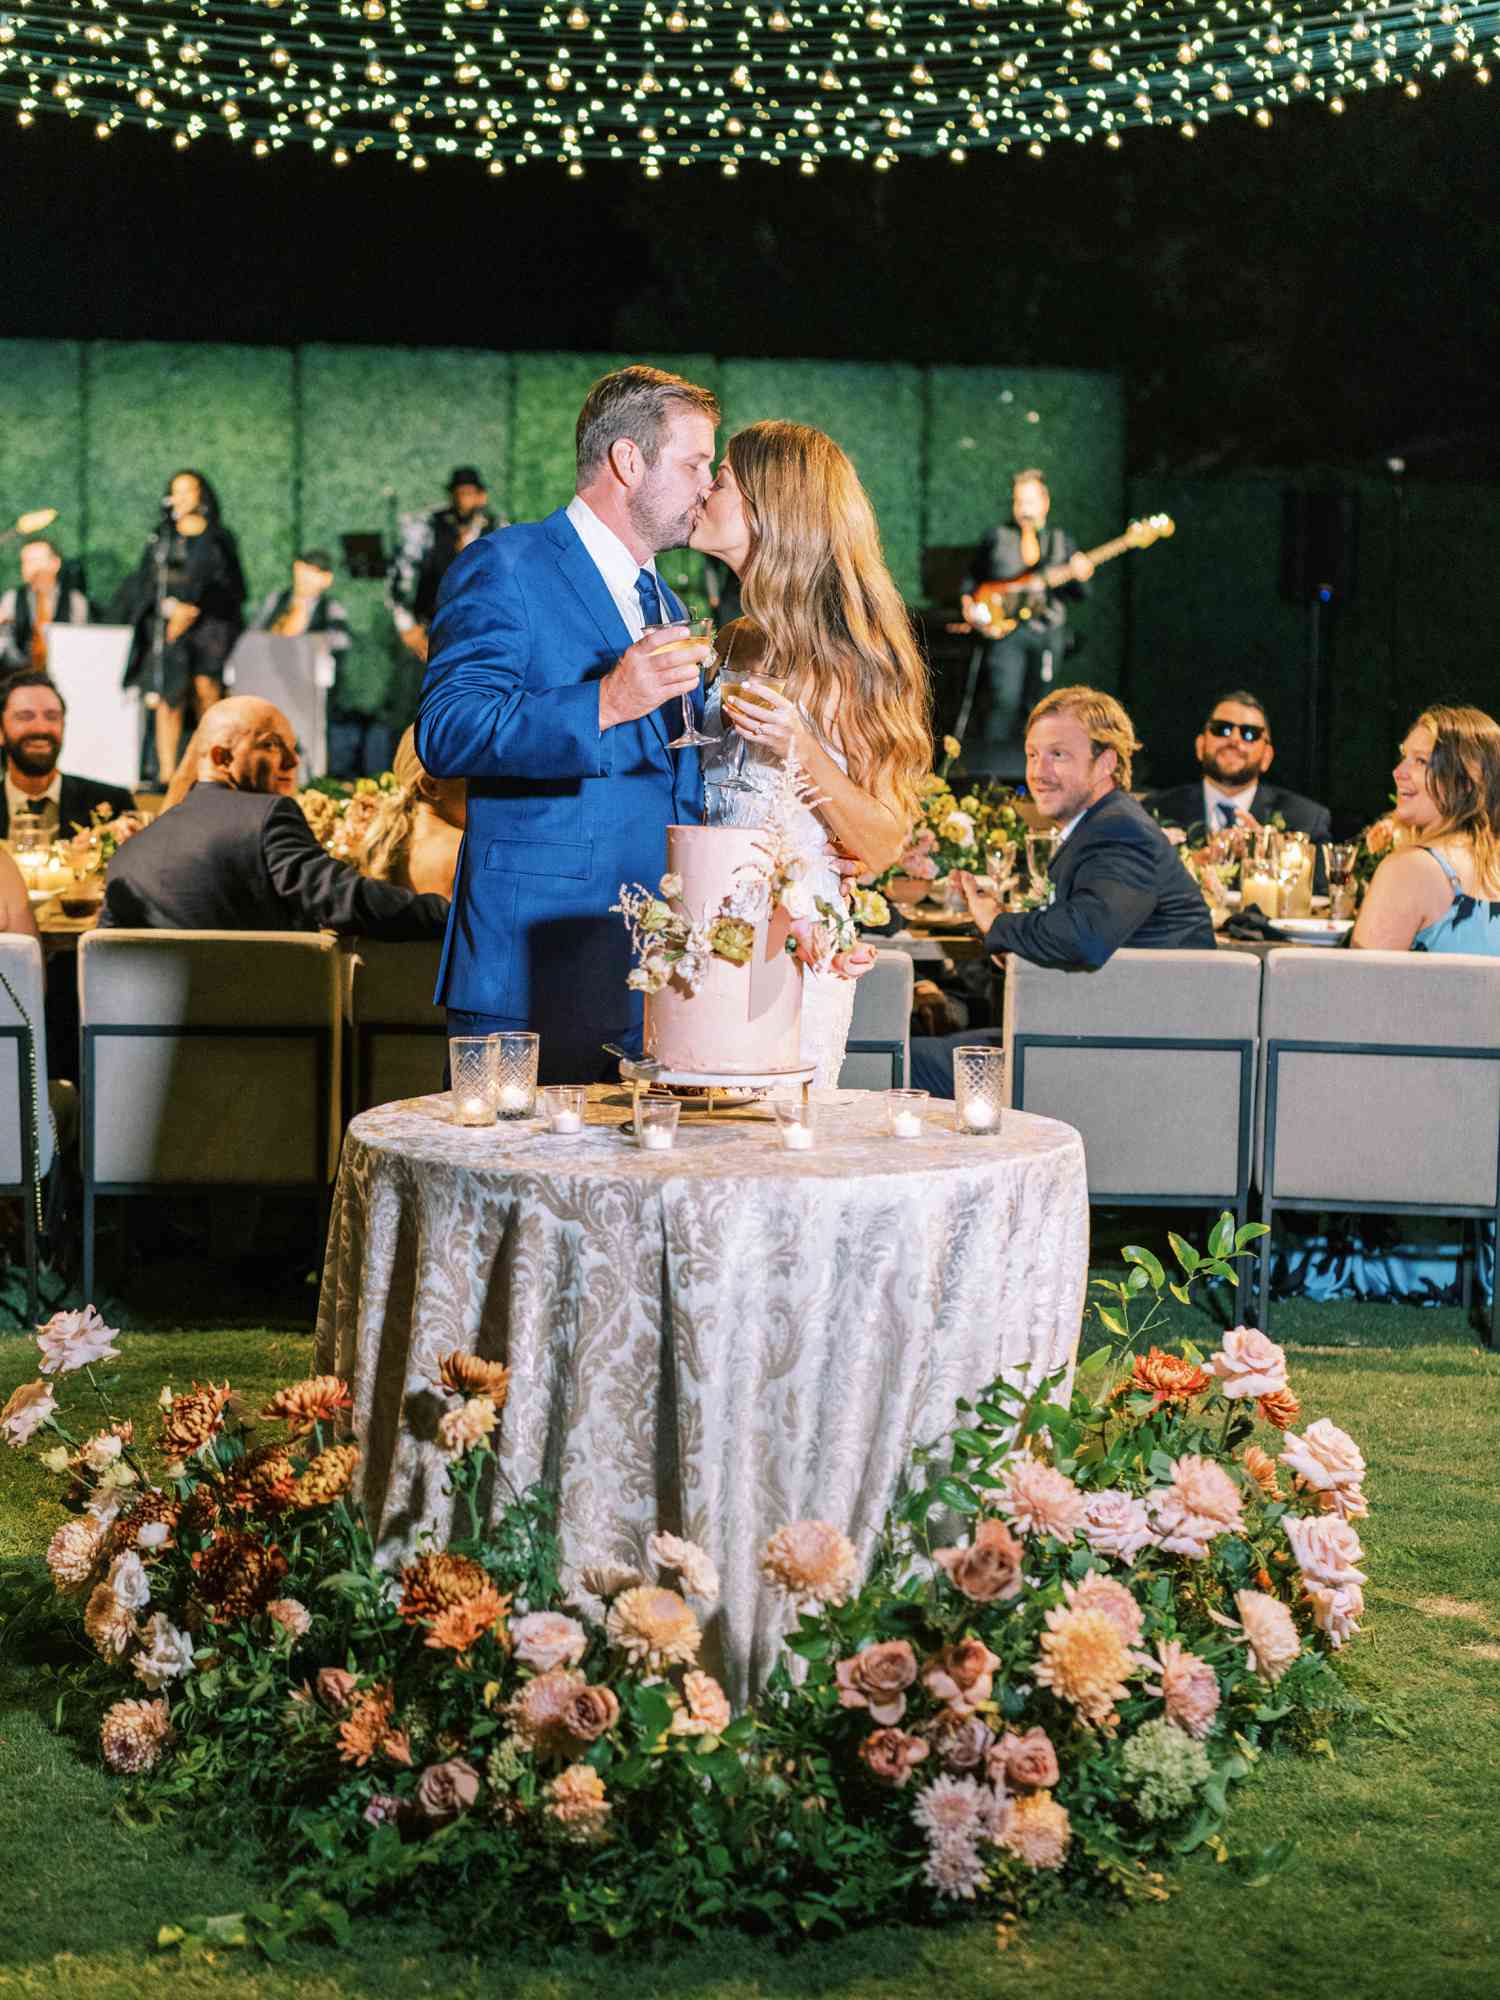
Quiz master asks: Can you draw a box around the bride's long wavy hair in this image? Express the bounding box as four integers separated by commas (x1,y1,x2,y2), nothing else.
726,421,931,826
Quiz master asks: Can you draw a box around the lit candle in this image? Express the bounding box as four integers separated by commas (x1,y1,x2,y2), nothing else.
640,1126,674,1151
550,1110,583,1134
1242,872,1281,919
456,1096,493,1126
780,1122,814,1151
962,1101,998,1132
497,1083,531,1114
892,1111,923,1139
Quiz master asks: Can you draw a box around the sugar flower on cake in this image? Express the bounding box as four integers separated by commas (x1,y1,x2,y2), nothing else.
605,1585,701,1671
100,1696,173,1773
1080,1490,1155,1564
1205,1325,1289,1400
647,1531,720,1605
132,1612,196,1691
998,1791,1071,1870
994,1459,1085,1544
1279,1419,1368,1520
760,1519,859,1607
1,1377,57,1447
35,1304,121,1376
1138,1639,1220,1740
1146,1454,1245,1558
835,1640,919,1725
511,1610,588,1673
933,1518,1024,1603
1034,1605,1136,1727
1213,1588,1301,1682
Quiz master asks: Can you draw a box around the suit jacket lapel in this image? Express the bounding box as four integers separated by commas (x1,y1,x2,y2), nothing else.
545,512,674,756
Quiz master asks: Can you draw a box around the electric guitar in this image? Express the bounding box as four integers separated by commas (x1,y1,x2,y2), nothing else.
967,514,1174,638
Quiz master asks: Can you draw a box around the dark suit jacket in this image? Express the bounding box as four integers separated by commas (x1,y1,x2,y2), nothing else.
962,523,1086,638
0,769,139,841
100,783,449,939
1147,778,1332,842
984,787,1216,970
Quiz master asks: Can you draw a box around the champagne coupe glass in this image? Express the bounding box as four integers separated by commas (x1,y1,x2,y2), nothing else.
984,842,1019,906
659,614,718,751
1025,829,1060,899
721,660,791,784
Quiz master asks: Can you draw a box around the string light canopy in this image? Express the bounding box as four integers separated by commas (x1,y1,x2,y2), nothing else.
0,2,1492,176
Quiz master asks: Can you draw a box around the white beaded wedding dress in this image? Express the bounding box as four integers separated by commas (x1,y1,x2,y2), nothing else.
700,679,856,1088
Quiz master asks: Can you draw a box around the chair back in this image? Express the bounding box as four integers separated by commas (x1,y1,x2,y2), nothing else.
838,949,914,1089
1005,948,1261,1206
345,938,447,1113
0,935,54,1183
78,930,341,1187
1258,948,1500,1207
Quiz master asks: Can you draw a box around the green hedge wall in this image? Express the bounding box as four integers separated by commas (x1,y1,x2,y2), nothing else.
926,366,1128,694
299,344,513,719
0,341,85,562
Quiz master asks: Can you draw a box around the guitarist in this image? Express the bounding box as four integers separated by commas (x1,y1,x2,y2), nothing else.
962,469,1093,767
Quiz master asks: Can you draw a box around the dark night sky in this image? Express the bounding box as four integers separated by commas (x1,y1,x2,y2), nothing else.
4,72,1498,476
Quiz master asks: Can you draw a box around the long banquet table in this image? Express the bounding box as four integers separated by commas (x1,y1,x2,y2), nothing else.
314,1086,1089,1699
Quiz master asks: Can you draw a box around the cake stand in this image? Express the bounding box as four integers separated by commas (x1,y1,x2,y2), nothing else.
617,1056,816,1117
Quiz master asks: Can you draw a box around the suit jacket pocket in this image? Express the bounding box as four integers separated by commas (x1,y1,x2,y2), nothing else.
483,837,593,880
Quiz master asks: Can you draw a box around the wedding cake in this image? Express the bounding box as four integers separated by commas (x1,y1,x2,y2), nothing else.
645,825,802,1074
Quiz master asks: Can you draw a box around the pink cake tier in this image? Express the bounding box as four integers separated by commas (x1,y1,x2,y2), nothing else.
645,825,802,1075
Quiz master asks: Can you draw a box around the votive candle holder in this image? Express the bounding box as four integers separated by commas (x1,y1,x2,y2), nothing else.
542,1085,587,1134
886,1088,929,1139
449,1036,497,1126
772,1098,818,1151
490,1031,540,1118
954,1045,1005,1134
635,1096,681,1151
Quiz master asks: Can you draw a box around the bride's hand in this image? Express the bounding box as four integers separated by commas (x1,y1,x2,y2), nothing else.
721,678,812,764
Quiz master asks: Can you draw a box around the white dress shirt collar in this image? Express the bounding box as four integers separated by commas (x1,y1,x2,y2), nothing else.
565,495,663,642
5,766,62,829
1203,776,1258,826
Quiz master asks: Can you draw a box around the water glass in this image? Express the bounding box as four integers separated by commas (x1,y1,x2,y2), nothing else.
886,1088,929,1139
490,1031,539,1118
772,1098,818,1151
1025,829,1060,898
635,1095,682,1151
954,1045,1005,1133
542,1084,586,1134
450,1036,497,1126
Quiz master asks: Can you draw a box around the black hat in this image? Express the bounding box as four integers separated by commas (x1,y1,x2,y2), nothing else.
448,466,486,491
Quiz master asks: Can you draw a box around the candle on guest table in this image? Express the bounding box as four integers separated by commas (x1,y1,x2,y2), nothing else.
962,1101,998,1132
457,1097,493,1126
780,1122,814,1151
497,1084,531,1113
640,1127,674,1151
892,1111,923,1139
551,1110,583,1134
1242,872,1281,919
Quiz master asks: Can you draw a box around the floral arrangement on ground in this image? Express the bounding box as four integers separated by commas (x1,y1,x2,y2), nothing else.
0,1217,1371,1958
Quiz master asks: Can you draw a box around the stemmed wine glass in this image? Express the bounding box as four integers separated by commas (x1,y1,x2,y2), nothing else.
1025,829,1060,899
1322,840,1360,920
655,613,718,751
984,843,1019,907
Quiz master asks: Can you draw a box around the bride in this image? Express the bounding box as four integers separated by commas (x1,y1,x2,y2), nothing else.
689,420,931,1085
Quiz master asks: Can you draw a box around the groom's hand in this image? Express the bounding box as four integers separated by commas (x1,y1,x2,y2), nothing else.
599,625,710,731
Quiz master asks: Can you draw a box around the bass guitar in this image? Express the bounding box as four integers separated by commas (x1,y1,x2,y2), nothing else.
967,513,1174,638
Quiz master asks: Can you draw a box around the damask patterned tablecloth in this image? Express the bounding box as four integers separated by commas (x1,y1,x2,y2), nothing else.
314,1088,1089,1700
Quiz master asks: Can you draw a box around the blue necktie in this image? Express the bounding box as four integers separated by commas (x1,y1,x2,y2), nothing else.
1218,801,1238,828
635,566,666,631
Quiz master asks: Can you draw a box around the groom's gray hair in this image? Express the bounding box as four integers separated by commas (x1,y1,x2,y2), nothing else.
575,366,720,484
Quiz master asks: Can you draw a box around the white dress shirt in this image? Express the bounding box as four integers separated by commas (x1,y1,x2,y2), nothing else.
5,768,62,834
1202,777,1259,828
565,495,666,643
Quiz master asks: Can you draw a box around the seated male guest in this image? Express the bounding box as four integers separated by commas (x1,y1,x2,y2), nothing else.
1148,690,1332,842
0,670,137,839
911,686,1214,1096
101,697,448,939
0,538,89,673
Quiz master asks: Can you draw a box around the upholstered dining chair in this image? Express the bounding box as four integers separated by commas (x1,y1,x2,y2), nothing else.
77,930,342,1302
344,937,447,1115
0,934,65,1321
838,948,915,1089
1004,948,1262,1230
1256,946,1500,1343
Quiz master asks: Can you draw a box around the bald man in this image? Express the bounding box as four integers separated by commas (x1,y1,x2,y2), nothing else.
101,697,448,938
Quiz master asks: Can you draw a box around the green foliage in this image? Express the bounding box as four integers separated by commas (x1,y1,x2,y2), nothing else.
0,339,86,568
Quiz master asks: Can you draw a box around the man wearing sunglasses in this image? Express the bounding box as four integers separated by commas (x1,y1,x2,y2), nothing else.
1148,691,1331,845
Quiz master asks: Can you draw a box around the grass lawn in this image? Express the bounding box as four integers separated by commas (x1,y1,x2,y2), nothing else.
1,1280,1496,1999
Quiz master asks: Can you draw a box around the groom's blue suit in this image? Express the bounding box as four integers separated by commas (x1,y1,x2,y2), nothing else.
415,507,703,1079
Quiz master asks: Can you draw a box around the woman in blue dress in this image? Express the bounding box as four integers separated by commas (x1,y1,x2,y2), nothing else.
1282,703,1500,1308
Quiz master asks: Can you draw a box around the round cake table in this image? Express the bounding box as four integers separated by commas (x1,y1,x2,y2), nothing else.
314,1088,1089,1700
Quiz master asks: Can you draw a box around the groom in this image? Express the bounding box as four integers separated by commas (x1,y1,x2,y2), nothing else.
415,365,719,1081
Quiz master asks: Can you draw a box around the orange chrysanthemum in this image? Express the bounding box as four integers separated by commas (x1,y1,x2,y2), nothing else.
1257,1386,1301,1431
1241,1444,1282,1499
260,1375,354,1434
398,1551,492,1624
191,1529,289,1623
105,1489,182,1557
220,1443,299,1517
1122,1346,1211,1411
423,1585,513,1655
1033,1606,1134,1728
436,1353,512,1407
287,1443,360,1511
336,1682,408,1766
159,1381,233,1460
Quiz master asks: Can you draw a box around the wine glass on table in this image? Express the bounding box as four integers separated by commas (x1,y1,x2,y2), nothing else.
984,842,1019,908
1025,829,1060,901
1322,840,1360,921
